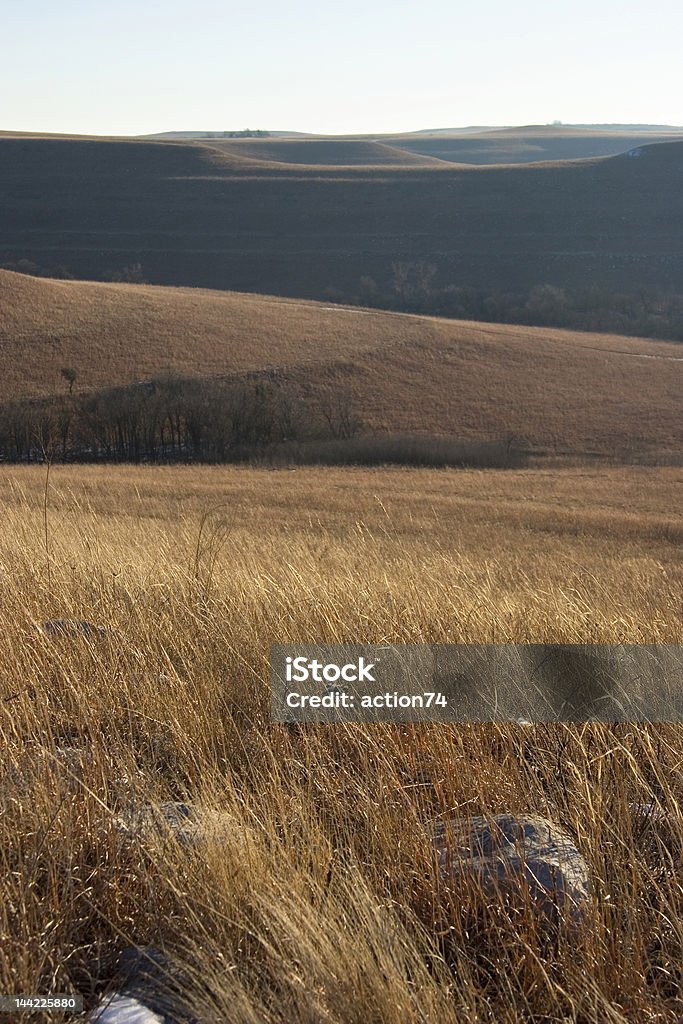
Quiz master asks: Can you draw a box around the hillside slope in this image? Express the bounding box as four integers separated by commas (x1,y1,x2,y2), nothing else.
1,135,682,303
143,126,683,165
1,270,680,456
203,138,448,166
386,125,683,164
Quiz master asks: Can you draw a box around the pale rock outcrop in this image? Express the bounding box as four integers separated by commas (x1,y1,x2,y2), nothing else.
434,812,591,926
114,801,241,850
88,946,194,1024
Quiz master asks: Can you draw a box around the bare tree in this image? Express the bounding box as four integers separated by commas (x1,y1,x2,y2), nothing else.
60,367,77,394
391,260,437,307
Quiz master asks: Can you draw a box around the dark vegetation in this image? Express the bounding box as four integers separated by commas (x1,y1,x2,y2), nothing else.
0,375,526,468
6,256,683,341
1,135,683,342
332,269,683,342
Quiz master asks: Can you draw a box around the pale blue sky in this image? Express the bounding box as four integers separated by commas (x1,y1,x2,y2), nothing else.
3,0,681,135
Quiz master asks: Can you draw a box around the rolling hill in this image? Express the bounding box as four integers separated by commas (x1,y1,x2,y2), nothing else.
143,125,683,165
1,133,683,307
1,269,680,457
202,137,448,166
383,125,683,165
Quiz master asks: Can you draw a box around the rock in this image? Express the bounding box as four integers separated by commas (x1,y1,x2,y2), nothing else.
629,800,667,826
41,619,110,640
114,801,240,849
89,994,165,1023
434,813,591,926
629,801,680,872
87,946,197,1024
5,745,93,794
4,744,139,799
114,802,200,847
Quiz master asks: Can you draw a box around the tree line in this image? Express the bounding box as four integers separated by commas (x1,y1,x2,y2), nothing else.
0,375,363,464
332,265,683,343
0,374,526,469
5,258,683,343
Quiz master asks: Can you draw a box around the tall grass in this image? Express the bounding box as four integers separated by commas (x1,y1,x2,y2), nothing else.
0,464,681,1021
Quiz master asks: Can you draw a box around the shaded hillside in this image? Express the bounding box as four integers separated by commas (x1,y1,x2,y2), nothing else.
386,125,683,165
1,271,680,457
204,138,447,166
1,135,683,309
146,126,683,165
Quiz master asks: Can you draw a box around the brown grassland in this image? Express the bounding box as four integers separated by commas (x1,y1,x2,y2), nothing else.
1,124,681,1023
1,270,681,457
1,463,682,1021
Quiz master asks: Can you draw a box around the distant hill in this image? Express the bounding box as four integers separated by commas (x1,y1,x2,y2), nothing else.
2,134,683,311
1,269,680,457
413,124,683,135
142,124,683,143
412,126,495,135
384,125,683,165
141,124,683,165
144,130,314,139
559,124,683,132
202,137,447,166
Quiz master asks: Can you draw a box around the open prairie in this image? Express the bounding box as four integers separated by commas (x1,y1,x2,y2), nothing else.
2,133,683,301
2,118,682,1022
1,270,681,458
1,463,682,1020
2,462,681,640
4,0,683,1011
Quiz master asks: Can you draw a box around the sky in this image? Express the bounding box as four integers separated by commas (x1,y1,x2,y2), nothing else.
3,0,681,136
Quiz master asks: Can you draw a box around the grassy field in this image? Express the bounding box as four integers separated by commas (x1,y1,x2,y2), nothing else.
2,270,681,458
1,463,682,1021
2,133,683,299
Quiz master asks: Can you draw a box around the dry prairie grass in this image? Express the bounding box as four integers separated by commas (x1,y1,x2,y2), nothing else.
0,463,681,1021
1,270,681,456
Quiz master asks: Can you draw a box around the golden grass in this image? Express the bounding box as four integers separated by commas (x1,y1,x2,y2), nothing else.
1,270,681,456
1,463,682,1021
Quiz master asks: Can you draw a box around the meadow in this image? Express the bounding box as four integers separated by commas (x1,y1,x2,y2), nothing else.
1,463,681,1021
